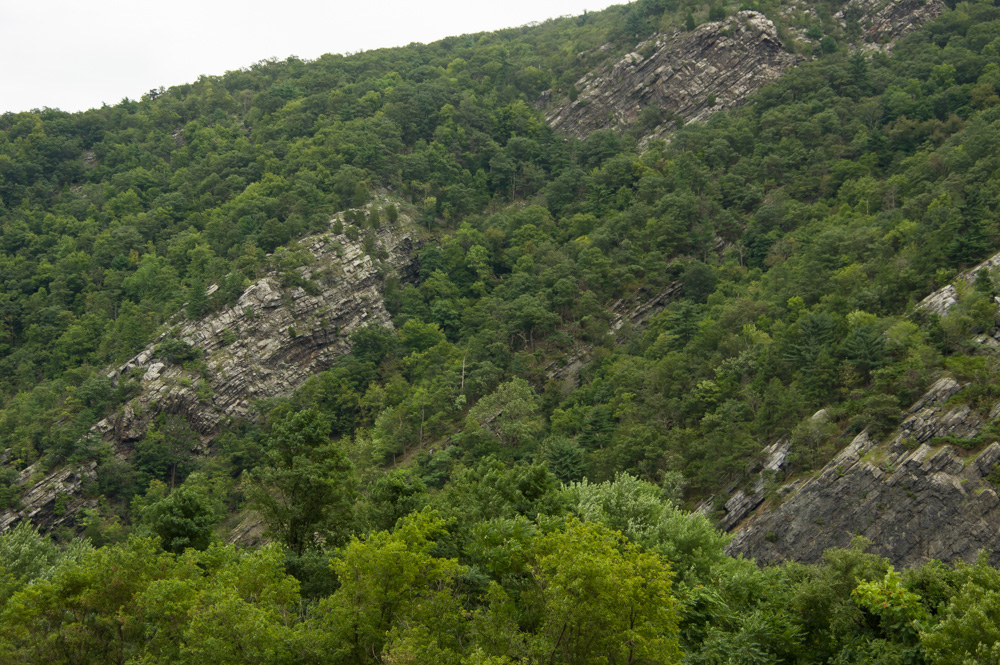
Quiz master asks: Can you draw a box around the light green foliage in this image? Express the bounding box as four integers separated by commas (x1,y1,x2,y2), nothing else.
921,554,1000,665
159,545,301,665
563,472,729,585
0,522,91,608
315,510,467,665
435,458,566,527
853,569,929,639
0,537,301,665
686,558,804,664
0,537,175,664
529,520,682,665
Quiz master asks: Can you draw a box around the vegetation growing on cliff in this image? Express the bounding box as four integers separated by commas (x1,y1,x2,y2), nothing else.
5,0,1000,661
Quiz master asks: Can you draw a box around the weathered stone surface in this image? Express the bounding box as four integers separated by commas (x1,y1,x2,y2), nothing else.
918,252,1000,317
227,513,268,548
608,282,684,342
545,0,945,141
845,0,946,50
727,379,1000,568
0,461,98,532
547,12,799,140
100,223,416,446
719,439,791,532
0,214,419,534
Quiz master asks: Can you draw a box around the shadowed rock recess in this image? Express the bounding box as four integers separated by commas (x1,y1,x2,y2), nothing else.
727,377,1000,567
0,218,418,533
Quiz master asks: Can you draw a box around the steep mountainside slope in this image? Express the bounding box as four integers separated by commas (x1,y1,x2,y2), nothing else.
99,221,416,446
546,0,944,138
728,377,1000,567
2,0,1000,579
0,210,417,532
727,251,1000,567
547,11,800,138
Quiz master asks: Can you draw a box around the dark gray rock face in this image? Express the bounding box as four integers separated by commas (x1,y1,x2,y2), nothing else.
719,439,791,532
0,216,418,533
547,12,799,139
727,378,1000,568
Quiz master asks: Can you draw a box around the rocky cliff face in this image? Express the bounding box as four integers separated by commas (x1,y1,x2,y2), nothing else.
0,214,419,533
919,249,1000,318
545,0,945,140
846,0,946,50
98,224,416,446
546,12,798,140
727,378,1000,567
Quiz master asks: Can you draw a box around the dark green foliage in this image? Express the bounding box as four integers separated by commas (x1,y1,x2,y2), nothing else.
133,415,199,488
137,483,217,554
861,393,901,437
679,260,717,303
357,469,429,533
841,325,886,377
245,408,354,556
156,338,200,365
541,436,586,483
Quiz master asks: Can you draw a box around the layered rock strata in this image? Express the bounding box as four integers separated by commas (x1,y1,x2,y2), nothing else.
918,249,1000,318
727,378,1000,567
547,12,798,139
0,218,418,532
846,0,946,49
545,0,945,140
99,225,415,445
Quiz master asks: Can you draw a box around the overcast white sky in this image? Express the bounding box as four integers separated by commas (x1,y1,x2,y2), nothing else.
1,0,621,114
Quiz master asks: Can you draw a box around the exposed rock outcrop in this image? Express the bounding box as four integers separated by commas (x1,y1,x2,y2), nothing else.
845,0,946,50
0,216,419,533
0,463,97,532
547,12,799,139
719,439,791,532
918,250,1000,318
98,224,416,446
545,282,683,388
545,0,945,140
727,377,1000,568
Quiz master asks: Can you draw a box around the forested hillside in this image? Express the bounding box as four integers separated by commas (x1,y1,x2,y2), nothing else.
5,0,1000,661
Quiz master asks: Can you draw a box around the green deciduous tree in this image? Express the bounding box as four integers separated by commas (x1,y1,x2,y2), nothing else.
529,520,682,665
313,510,467,665
245,408,354,556
468,377,543,446
136,481,218,554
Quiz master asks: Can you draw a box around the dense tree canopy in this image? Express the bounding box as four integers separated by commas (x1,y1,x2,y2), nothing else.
5,0,1000,661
